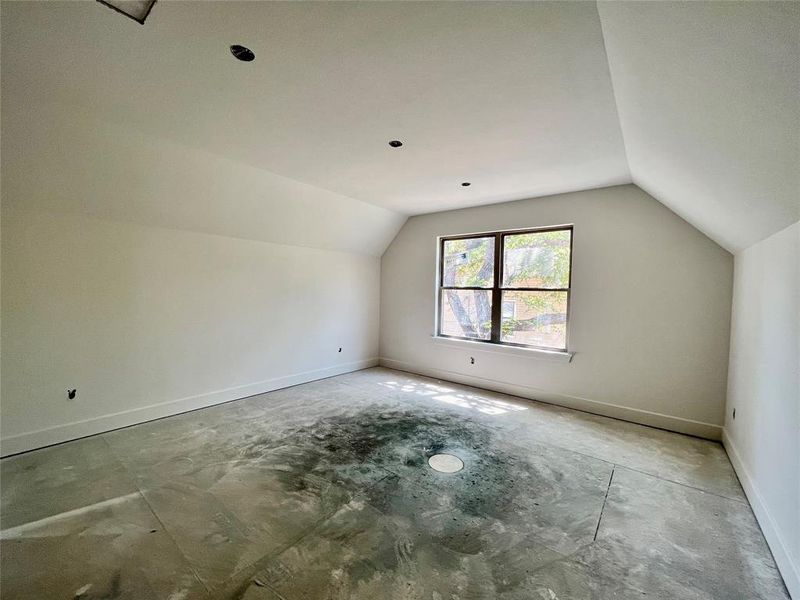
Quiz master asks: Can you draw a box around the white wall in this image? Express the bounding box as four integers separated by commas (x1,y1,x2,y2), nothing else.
0,96,404,456
723,221,800,599
0,208,381,456
380,185,733,439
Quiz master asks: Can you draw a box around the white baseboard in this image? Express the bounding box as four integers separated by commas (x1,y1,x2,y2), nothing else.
379,357,722,440
0,358,379,457
723,429,799,599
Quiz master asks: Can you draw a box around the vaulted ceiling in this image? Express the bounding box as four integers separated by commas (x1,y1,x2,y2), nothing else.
598,0,799,252
2,1,798,253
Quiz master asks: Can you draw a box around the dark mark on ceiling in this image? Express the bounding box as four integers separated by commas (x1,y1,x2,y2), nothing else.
230,45,256,62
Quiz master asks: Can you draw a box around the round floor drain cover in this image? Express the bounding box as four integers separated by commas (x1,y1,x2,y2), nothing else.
428,453,464,473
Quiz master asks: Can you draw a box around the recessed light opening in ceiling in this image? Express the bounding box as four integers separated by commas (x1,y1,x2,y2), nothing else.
461,182,471,187
230,45,255,62
388,140,403,148
97,0,157,24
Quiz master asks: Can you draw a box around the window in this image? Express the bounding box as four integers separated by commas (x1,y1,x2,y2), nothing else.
438,226,572,351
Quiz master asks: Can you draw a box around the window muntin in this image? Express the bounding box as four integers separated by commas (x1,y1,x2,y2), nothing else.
438,226,572,351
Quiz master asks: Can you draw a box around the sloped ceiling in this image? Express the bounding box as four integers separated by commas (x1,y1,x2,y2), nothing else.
598,0,799,252
1,1,798,253
1,100,405,257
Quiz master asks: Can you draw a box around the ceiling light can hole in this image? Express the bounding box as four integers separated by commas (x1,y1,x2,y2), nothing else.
461,182,471,187
230,45,255,62
388,140,403,148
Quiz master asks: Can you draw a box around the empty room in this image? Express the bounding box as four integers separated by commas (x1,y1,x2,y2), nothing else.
1,1,798,598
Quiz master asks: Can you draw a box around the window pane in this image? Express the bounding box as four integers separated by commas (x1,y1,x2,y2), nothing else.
502,230,570,288
500,291,567,349
440,290,492,339
442,237,494,287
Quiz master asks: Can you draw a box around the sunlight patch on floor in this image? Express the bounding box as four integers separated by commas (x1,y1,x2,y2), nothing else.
379,380,528,416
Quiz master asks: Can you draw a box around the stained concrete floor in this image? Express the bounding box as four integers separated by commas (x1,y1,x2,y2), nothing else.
0,367,789,600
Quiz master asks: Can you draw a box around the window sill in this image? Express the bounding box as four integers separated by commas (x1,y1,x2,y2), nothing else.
431,335,573,362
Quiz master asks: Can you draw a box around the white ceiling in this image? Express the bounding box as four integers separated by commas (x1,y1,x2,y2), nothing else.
598,0,800,252
2,1,798,253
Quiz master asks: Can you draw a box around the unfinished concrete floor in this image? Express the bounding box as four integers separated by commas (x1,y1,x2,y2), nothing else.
0,367,789,599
